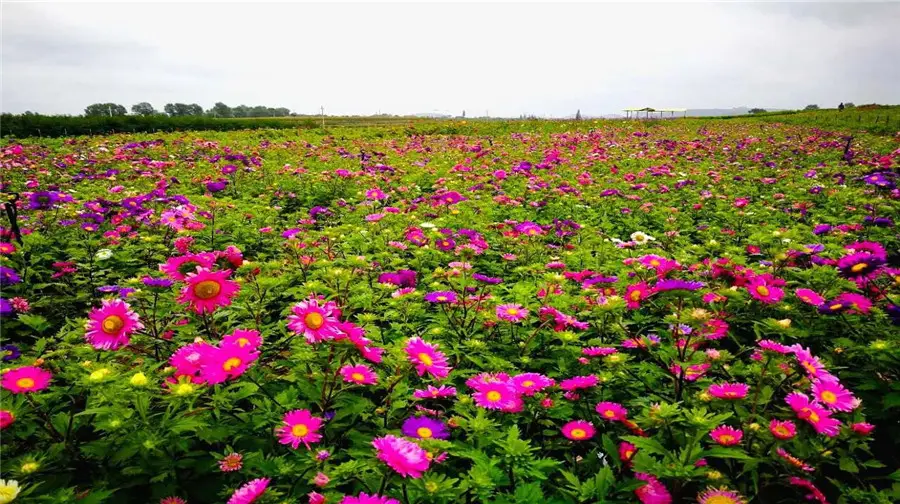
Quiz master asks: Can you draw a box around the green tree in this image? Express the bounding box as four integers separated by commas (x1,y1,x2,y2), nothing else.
232,105,250,118
84,103,127,117
748,108,767,114
131,102,157,116
210,102,233,118
804,104,820,111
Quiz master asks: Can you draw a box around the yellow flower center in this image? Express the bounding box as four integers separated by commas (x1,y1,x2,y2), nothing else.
829,303,843,311
624,450,634,458
304,312,325,329
603,410,615,418
756,286,770,297
102,315,125,334
436,295,447,301
223,357,242,371
851,263,867,273
521,380,534,387
292,423,309,437
801,361,818,375
351,372,365,382
236,337,250,347
506,308,519,315
821,390,837,403
650,260,660,267
805,409,820,423
486,391,502,402
416,427,433,438
630,290,642,301
194,280,222,300
706,496,738,504
570,428,586,439
718,434,734,443
775,426,790,437
418,353,434,367
16,377,35,389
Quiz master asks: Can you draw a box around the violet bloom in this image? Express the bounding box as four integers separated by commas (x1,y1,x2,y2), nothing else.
424,291,458,304
472,273,503,284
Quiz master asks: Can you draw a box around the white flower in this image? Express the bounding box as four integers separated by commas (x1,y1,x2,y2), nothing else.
630,231,655,245
420,222,436,229
781,238,792,244
0,479,20,504
95,249,113,260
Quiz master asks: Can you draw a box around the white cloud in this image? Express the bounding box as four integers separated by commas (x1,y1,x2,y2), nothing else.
2,1,898,116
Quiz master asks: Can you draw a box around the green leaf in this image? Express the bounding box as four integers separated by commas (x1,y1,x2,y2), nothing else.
17,313,51,333
622,436,667,456
839,457,859,473
700,447,757,461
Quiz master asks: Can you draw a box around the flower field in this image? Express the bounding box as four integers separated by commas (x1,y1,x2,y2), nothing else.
1,119,898,504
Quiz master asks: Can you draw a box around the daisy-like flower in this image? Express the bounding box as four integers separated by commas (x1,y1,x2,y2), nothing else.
776,447,815,472
811,376,856,412
159,253,217,280
277,409,324,449
1,366,52,394
226,478,270,504
178,268,240,313
758,339,790,354
221,329,263,351
595,402,628,421
340,493,400,504
619,441,637,465
412,385,457,399
697,487,746,504
495,303,528,322
630,232,655,245
287,297,342,344
160,497,186,504
634,473,671,504
707,383,750,400
510,373,554,396
169,341,215,377
84,299,144,350
424,291,458,304
785,393,841,437
709,425,743,446
789,477,828,504
372,435,431,478
561,420,595,441
837,252,884,283
769,419,797,440
624,282,652,309
559,375,598,391
340,364,378,385
404,337,451,379
851,422,875,435
699,319,729,340
832,292,872,315
200,344,259,384
0,410,15,430
582,346,617,357
653,279,705,293
0,479,20,503
401,416,449,440
794,288,824,306
219,453,243,472
791,346,827,379
747,277,784,304
472,380,521,410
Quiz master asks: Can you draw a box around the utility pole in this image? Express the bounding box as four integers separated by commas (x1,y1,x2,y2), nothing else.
108,105,113,117
320,106,325,128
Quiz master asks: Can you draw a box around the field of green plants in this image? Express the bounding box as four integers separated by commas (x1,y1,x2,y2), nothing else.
1,118,898,504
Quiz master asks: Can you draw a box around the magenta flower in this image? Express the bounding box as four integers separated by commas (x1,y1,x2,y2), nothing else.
707,382,750,400
561,420,595,441
595,402,628,421
372,435,430,478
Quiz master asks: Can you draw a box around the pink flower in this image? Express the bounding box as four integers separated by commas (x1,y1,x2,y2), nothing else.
618,441,636,465
221,329,263,351
219,453,243,472
313,472,329,487
811,376,856,412
340,364,378,385
199,344,259,384
758,339,790,354
791,346,827,379
169,341,215,377
582,346,617,357
372,435,430,478
1,366,52,394
412,385,457,399
560,375,598,391
287,297,342,344
624,282,651,309
340,493,399,504
785,393,841,437
227,478,270,504
795,288,824,306
634,473,672,504
0,409,15,430
159,252,217,281
561,420,595,441
851,422,875,435
404,337,451,379
308,492,326,504
595,402,628,421
178,268,240,313
277,409,323,449
747,277,784,304
709,425,743,446
769,419,797,440
495,303,528,322
510,373,554,396
776,447,815,472
788,477,828,504
84,299,144,350
472,382,520,411
707,382,750,400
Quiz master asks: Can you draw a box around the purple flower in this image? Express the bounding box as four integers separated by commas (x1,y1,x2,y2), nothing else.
206,180,228,193
401,416,450,440
142,276,174,288
221,164,238,175
0,266,21,287
97,285,120,293
2,344,21,361
472,273,503,284
0,298,12,317
28,191,59,210
812,224,832,235
424,291,458,304
653,279,705,292
379,270,417,288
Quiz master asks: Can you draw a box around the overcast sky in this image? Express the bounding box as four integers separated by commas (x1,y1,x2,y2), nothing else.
2,1,899,117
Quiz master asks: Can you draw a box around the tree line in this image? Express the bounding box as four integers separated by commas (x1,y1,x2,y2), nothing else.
83,102,294,118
